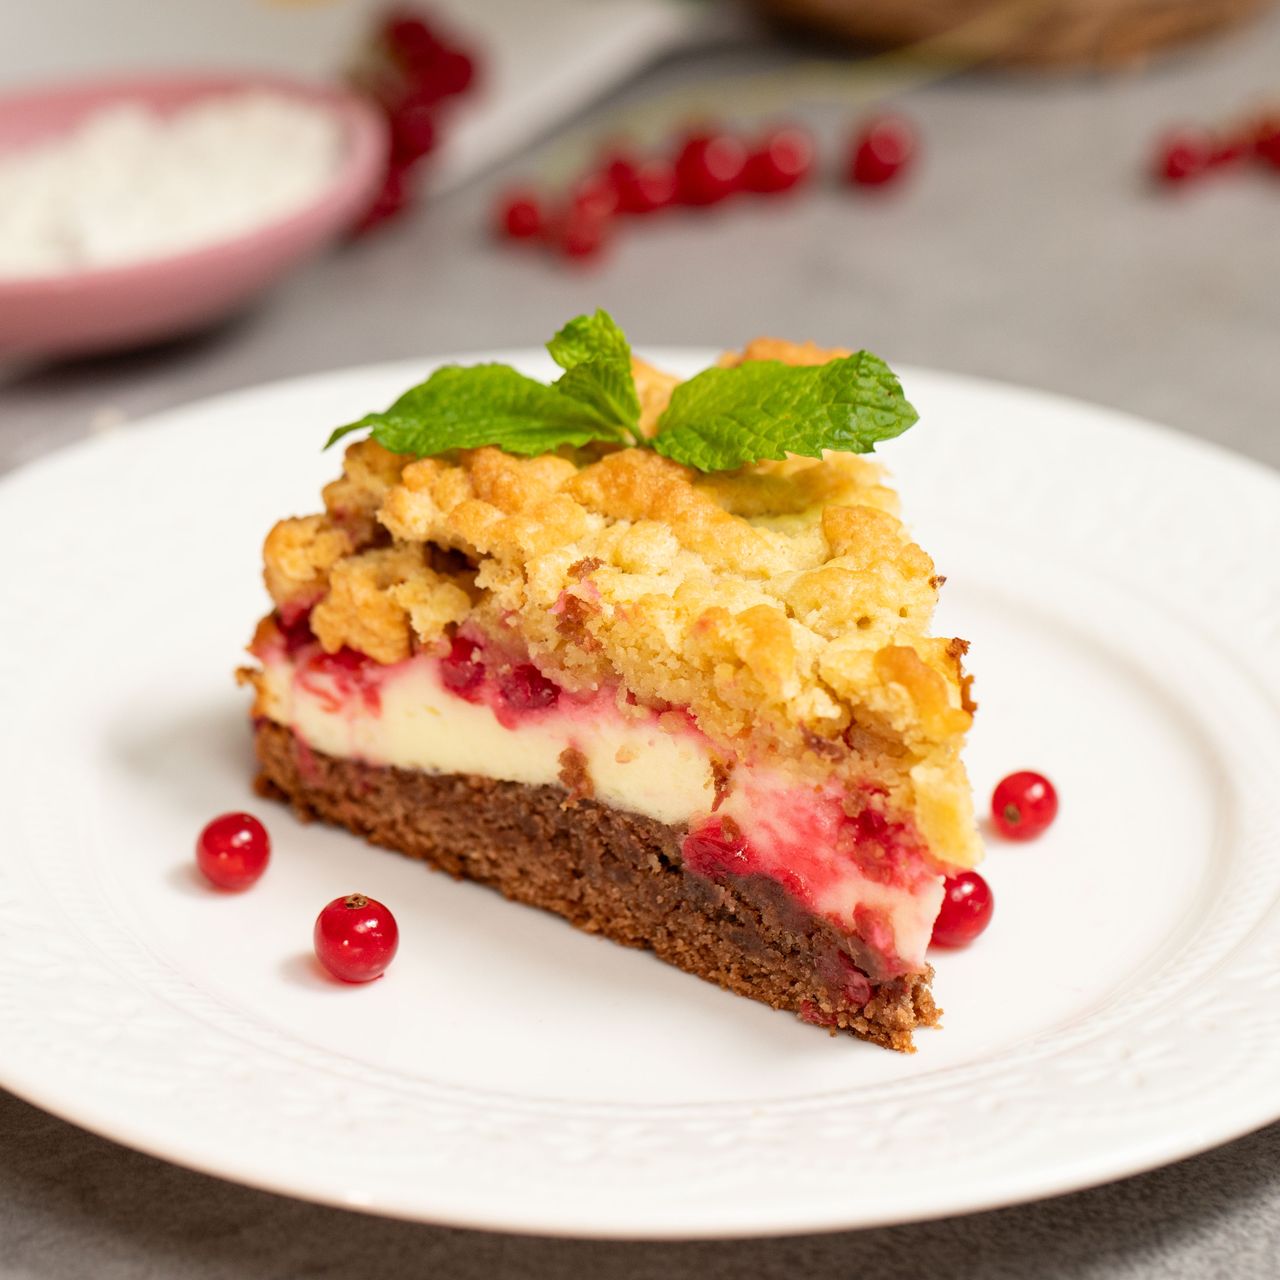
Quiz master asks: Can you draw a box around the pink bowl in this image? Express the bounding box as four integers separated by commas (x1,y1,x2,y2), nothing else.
0,73,388,358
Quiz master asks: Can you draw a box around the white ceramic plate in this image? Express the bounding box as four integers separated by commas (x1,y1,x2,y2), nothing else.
1,353,1278,1239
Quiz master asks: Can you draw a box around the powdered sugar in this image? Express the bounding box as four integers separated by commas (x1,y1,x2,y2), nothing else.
0,91,343,278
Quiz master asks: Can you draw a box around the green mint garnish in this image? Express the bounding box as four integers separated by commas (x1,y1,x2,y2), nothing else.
650,351,918,471
325,310,916,471
545,309,641,436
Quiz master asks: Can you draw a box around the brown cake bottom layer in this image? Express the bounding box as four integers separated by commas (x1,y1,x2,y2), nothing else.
253,719,939,1050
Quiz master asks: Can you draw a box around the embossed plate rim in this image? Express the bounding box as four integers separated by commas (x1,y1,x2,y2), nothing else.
0,353,1278,1237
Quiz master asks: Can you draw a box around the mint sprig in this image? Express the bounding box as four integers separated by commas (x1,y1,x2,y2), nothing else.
325,310,640,456
325,310,917,471
651,351,917,471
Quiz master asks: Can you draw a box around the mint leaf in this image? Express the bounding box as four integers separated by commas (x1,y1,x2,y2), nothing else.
553,360,640,436
324,311,919,473
546,309,632,373
547,309,640,433
652,352,917,471
325,363,627,456
325,310,643,457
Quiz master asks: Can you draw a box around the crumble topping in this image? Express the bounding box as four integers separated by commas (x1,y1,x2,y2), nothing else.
258,340,981,866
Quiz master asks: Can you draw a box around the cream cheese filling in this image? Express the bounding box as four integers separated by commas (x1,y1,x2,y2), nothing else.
257,654,717,826
256,649,942,969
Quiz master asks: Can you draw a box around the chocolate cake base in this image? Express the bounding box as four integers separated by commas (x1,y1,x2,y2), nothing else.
253,720,938,1050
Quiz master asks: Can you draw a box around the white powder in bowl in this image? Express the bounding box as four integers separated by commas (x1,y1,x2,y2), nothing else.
0,91,345,279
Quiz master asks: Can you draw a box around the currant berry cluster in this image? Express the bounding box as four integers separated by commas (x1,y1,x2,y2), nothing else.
495,113,917,263
930,770,1059,950
195,813,399,983
1154,107,1280,186
352,6,479,234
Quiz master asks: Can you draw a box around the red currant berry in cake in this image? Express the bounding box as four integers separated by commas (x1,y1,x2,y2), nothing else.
848,114,916,187
498,662,560,710
931,871,994,948
440,635,485,697
991,770,1058,840
313,893,399,983
674,132,748,206
496,189,544,240
196,813,270,891
742,126,814,194
682,818,752,880
1154,127,1212,184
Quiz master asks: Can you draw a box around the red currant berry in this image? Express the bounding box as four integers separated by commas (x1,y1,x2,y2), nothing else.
496,189,544,240
600,152,678,215
439,634,485,697
351,164,411,236
570,172,620,221
1155,127,1212,184
674,132,748,206
681,818,751,880
382,13,442,69
434,48,476,97
314,894,399,983
551,205,610,260
991,770,1058,840
743,126,814,194
848,114,917,187
931,871,994,948
196,813,270,891
1254,114,1280,168
389,102,437,164
498,662,560,710
622,158,679,214
277,608,315,656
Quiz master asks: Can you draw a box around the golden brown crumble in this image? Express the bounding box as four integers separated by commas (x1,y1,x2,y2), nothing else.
256,340,981,867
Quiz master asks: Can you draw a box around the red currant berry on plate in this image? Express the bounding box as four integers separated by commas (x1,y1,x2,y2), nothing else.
1154,127,1212,184
674,132,748,206
314,894,399,983
991,770,1058,840
931,871,994,948
496,188,544,240
743,126,814,194
196,812,270,891
498,662,560,710
848,114,916,187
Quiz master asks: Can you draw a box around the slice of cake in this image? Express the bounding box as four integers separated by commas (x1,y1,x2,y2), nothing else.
241,315,980,1050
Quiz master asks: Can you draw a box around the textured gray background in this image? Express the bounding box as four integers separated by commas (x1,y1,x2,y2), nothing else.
2,8,1278,1276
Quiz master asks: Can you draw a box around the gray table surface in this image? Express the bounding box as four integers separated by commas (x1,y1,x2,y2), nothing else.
2,13,1279,1278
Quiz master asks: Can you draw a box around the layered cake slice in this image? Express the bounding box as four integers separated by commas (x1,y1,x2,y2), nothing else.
242,314,981,1049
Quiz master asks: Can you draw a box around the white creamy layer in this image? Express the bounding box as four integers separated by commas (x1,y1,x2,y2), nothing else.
256,650,941,968
257,654,717,827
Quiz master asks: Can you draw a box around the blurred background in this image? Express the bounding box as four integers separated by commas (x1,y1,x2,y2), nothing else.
0,0,1277,479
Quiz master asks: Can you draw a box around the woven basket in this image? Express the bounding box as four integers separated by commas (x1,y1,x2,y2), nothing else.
757,0,1272,68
